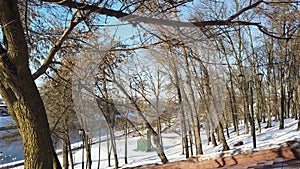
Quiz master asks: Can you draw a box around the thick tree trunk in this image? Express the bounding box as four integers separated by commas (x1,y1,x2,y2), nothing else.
0,1,61,168
0,68,60,169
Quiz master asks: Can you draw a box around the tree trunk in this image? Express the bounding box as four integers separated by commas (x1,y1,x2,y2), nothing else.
222,113,230,138
0,68,61,169
256,82,262,133
205,121,211,145
211,131,217,147
124,123,128,164
108,127,118,169
245,88,251,135
107,128,111,167
0,1,61,168
188,129,193,156
273,67,279,122
85,135,92,169
298,118,300,131
216,127,220,143
267,80,272,128
182,48,203,155
97,127,101,169
62,138,69,169
157,117,163,147
218,122,230,151
279,70,285,129
180,107,189,158
175,80,189,159
209,117,217,147
182,84,200,156
228,73,239,136
63,118,69,169
68,136,74,169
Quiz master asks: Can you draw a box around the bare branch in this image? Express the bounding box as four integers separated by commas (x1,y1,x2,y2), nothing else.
226,0,263,21
32,10,83,79
43,0,262,28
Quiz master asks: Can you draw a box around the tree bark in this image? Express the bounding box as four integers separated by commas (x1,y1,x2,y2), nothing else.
63,118,69,169
68,136,74,169
218,122,230,151
62,137,68,169
279,69,285,129
97,126,101,169
107,128,111,167
0,1,61,168
228,72,239,136
85,135,92,169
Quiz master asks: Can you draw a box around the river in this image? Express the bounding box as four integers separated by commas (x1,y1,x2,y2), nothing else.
0,115,108,165
0,116,23,164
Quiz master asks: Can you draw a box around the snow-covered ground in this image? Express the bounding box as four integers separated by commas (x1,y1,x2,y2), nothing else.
2,118,300,169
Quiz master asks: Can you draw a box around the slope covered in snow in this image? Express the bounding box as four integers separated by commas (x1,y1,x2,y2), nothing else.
2,118,300,169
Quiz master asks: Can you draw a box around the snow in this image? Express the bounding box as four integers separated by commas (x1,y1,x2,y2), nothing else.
3,118,300,169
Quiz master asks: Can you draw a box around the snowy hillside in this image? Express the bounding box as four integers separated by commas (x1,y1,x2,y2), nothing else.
66,118,300,169
2,118,300,169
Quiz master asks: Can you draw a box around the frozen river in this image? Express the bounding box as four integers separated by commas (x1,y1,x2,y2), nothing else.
0,114,109,166
0,116,24,164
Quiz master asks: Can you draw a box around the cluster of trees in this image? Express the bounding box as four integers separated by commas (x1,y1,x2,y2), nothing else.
0,0,300,169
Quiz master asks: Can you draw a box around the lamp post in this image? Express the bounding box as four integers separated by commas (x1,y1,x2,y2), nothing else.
257,73,264,123
78,128,85,169
257,73,264,85
238,74,256,149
